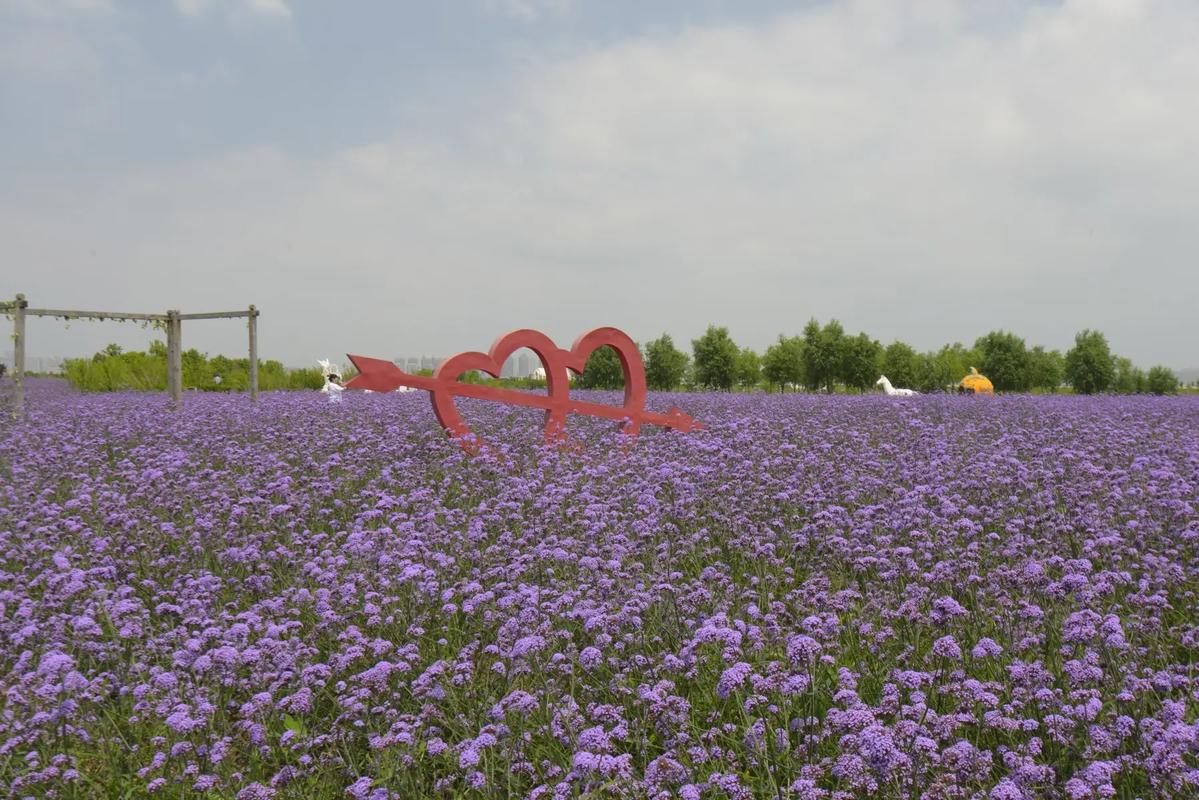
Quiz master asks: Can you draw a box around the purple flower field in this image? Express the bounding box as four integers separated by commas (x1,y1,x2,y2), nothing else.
2,380,1198,799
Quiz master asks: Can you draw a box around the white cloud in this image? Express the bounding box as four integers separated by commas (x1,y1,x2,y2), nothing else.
0,23,105,80
175,0,291,22
4,0,1199,367
484,0,572,22
0,0,112,20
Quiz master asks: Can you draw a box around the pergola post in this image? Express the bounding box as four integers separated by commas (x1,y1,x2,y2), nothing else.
166,309,182,409
12,293,27,419
5,297,258,414
248,304,259,403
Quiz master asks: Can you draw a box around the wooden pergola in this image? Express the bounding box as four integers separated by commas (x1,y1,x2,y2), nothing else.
3,293,259,418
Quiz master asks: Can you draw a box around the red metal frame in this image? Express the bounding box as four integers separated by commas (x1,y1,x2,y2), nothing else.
347,327,701,451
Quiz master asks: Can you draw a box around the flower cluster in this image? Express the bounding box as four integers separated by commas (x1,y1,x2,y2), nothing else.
1,379,1197,798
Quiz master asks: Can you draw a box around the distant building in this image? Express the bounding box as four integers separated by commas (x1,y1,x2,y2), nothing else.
501,355,518,378
518,353,531,378
391,355,451,374
2,355,64,374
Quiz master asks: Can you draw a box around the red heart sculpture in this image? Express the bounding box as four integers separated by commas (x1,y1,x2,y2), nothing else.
347,327,702,452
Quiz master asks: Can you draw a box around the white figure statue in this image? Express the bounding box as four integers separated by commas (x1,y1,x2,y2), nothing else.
318,359,345,403
876,375,917,396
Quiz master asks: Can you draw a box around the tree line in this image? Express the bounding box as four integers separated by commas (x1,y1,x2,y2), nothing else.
574,322,1182,395
55,327,1183,396
62,343,326,392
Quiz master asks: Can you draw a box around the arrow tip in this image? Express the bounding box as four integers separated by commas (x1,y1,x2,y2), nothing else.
345,354,404,392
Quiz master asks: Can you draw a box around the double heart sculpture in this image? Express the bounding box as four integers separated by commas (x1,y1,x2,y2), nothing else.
346,327,702,451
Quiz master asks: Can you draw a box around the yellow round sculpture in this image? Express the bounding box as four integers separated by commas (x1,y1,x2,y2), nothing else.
958,367,994,395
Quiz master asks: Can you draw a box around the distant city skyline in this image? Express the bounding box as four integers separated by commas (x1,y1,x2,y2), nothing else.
390,352,537,379
0,354,64,374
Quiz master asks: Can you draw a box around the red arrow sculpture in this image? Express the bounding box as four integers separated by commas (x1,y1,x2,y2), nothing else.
346,327,702,451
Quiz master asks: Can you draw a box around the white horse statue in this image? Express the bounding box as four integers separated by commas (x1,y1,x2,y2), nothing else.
876,375,917,396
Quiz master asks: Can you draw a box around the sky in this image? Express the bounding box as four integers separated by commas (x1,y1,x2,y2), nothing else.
2,0,1197,370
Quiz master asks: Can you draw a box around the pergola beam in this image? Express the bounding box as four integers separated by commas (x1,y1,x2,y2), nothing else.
6,294,261,418
24,309,170,322
178,310,257,321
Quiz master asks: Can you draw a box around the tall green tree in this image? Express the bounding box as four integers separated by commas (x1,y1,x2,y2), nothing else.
881,341,920,389
840,332,883,392
1064,329,1115,394
734,347,761,389
800,319,824,391
1027,346,1064,392
575,345,625,389
942,343,980,386
914,352,946,393
802,318,844,392
1146,366,1178,395
182,347,212,388
643,334,689,391
822,320,847,390
913,343,980,392
762,335,805,392
975,330,1031,391
1112,356,1145,394
691,325,739,390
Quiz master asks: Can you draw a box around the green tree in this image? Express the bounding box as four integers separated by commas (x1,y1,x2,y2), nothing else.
941,343,980,387
822,320,847,390
975,330,1030,392
913,343,979,392
691,325,740,390
800,319,824,391
1112,357,1145,394
643,334,689,391
1026,346,1064,392
182,347,212,388
914,352,945,393
209,354,235,380
575,345,625,389
761,335,805,392
881,341,919,389
840,332,883,392
734,347,761,389
1146,365,1178,395
1064,329,1115,394
802,318,844,392
64,342,324,392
